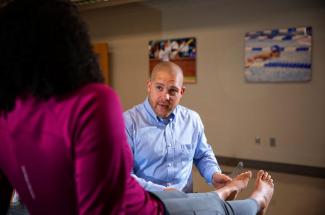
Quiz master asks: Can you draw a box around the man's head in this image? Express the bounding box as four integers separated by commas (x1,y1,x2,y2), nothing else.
147,61,185,118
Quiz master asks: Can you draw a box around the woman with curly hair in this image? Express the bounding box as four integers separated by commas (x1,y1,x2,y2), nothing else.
0,0,273,214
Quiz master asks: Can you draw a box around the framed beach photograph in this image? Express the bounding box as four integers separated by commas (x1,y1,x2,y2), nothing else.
149,37,197,83
244,26,312,82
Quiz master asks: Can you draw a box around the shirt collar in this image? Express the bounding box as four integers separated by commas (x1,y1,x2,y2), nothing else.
144,97,176,125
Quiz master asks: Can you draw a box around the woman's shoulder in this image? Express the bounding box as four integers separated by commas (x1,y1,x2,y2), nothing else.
69,83,117,102
78,83,114,95
55,83,120,116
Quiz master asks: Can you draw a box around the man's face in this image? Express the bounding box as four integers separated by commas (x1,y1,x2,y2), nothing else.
147,70,185,118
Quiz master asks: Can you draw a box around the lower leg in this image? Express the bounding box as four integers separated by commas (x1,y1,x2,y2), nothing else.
224,199,259,215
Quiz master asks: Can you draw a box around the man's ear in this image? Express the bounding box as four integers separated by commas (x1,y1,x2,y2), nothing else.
146,80,152,92
180,86,186,96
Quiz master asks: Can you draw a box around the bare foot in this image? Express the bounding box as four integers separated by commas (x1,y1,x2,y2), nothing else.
216,171,252,200
250,170,274,215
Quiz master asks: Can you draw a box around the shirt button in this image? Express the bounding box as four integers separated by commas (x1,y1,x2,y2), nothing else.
168,144,171,147
168,163,172,167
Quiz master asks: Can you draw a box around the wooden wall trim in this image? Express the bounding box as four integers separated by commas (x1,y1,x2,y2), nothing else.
217,156,325,178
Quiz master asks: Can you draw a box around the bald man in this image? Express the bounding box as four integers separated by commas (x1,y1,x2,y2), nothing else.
123,61,231,193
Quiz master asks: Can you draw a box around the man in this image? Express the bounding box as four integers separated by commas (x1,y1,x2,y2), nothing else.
123,61,231,193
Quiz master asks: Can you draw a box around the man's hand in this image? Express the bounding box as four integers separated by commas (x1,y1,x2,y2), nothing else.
212,172,232,189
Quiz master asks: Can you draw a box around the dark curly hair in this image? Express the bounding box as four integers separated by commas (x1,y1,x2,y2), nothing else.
0,0,103,113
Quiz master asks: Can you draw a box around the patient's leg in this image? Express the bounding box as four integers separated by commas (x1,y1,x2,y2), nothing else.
250,170,274,215
216,171,252,200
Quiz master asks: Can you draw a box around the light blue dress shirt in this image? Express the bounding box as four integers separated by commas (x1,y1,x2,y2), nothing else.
123,98,221,192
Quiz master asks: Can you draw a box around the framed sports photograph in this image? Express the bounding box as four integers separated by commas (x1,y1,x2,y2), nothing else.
149,37,197,83
244,27,312,82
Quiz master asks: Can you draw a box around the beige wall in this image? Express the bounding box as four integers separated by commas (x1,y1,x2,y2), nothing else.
82,0,325,168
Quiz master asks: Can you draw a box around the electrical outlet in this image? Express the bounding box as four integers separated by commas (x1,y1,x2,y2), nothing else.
270,137,276,147
255,136,261,144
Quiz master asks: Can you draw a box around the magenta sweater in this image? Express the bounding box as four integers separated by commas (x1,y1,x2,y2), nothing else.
0,83,164,215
